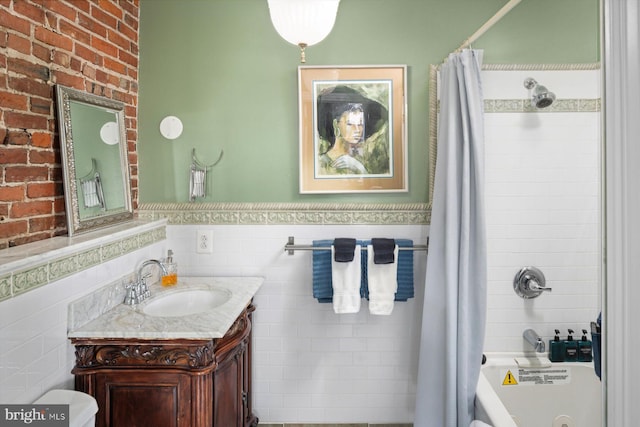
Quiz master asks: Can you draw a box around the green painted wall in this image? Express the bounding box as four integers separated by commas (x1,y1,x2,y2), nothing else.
138,0,599,203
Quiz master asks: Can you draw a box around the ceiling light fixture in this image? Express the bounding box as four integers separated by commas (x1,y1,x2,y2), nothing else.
267,0,340,63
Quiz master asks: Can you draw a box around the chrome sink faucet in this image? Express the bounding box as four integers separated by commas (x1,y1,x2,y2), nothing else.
123,259,168,305
138,259,167,284
523,328,546,353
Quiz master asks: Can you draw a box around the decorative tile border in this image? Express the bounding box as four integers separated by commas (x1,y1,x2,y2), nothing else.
484,98,600,113
13,265,48,295
138,203,430,226
0,222,166,302
481,62,601,71
435,98,601,114
0,275,10,300
78,247,102,270
49,255,79,282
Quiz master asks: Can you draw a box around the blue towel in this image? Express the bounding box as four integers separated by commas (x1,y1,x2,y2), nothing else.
312,239,414,303
312,240,334,303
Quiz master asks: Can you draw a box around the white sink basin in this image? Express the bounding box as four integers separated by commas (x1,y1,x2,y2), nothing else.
142,288,231,317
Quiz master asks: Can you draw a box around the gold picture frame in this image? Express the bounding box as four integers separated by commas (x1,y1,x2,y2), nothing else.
298,65,408,193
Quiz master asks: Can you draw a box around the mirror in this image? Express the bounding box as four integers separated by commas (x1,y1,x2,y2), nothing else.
56,85,133,236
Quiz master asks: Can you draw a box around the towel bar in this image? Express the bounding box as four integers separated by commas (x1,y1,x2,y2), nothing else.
284,236,428,255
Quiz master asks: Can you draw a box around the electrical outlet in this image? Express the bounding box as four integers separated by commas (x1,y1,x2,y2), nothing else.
196,230,213,254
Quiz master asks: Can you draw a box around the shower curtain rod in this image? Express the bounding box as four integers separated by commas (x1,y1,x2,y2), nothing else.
454,0,523,53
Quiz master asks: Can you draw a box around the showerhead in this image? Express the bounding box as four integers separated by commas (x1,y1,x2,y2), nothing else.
524,77,556,109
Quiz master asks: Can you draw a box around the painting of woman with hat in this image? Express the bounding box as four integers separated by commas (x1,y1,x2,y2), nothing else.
316,85,390,176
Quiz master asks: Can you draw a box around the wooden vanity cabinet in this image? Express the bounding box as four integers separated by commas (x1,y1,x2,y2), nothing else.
71,305,258,427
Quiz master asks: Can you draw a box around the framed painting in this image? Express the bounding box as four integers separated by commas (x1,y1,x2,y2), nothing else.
298,65,408,193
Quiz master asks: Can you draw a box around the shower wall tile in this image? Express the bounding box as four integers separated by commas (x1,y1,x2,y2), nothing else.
482,68,602,353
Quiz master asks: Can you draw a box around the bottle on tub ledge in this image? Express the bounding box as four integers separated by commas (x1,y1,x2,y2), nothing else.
578,328,593,362
161,249,178,287
549,329,565,362
564,329,579,362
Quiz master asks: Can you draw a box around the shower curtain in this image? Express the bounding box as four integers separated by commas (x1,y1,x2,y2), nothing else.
414,49,487,427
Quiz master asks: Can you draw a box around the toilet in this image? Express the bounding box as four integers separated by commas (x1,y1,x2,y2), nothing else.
33,389,98,427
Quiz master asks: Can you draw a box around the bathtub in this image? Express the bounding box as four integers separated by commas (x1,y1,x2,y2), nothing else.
474,353,602,427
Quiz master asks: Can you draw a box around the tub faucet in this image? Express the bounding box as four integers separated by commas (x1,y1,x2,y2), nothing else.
523,328,546,353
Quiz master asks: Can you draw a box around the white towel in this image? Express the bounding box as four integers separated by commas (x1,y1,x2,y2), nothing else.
367,245,399,315
469,421,493,427
81,179,100,208
331,245,361,314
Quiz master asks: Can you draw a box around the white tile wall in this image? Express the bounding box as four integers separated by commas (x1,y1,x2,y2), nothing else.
482,68,602,352
0,242,165,404
167,224,428,424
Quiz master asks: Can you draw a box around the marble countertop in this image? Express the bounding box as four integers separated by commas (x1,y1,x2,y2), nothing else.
68,276,264,340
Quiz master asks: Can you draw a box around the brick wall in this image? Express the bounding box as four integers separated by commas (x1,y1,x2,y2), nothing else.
0,0,139,249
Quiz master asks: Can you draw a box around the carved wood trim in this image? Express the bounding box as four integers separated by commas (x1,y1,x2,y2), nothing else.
72,340,216,370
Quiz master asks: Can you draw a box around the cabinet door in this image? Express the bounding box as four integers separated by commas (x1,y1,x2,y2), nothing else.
213,352,243,427
95,370,191,427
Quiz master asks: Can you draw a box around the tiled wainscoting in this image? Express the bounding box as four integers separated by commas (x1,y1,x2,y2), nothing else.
0,220,168,404
139,204,429,424
157,221,428,424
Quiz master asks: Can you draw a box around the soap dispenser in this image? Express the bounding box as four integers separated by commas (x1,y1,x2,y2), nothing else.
161,249,178,287
564,329,578,362
578,328,593,362
549,329,565,362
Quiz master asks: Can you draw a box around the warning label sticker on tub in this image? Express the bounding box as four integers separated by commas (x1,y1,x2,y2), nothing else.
501,368,571,386
502,370,518,385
